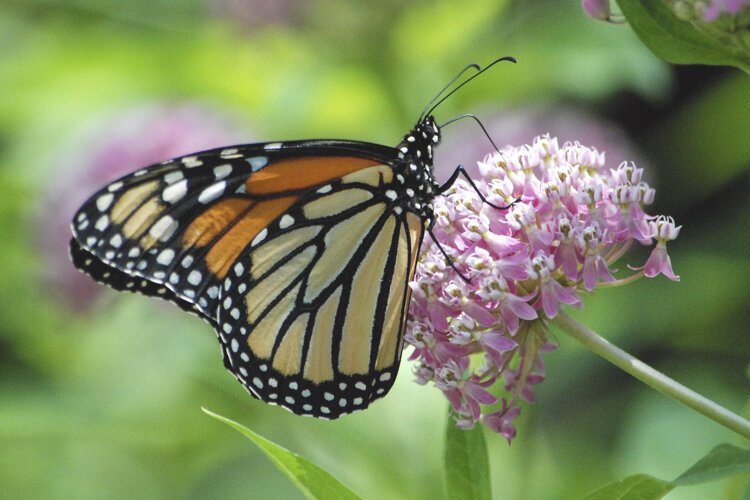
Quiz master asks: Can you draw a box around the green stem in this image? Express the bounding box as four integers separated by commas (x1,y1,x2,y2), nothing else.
552,310,750,441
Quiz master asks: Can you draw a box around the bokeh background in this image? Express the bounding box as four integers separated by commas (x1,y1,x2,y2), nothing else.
2,0,749,498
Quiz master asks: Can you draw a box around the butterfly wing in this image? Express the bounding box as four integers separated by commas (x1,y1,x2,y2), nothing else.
70,140,425,417
218,164,424,418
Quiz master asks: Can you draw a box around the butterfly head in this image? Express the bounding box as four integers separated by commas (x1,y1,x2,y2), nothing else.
397,115,441,165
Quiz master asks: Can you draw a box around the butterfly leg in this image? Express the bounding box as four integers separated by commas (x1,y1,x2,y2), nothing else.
438,164,520,210
426,222,472,284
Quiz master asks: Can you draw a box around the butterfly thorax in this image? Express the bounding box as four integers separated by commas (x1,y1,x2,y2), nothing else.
392,115,441,222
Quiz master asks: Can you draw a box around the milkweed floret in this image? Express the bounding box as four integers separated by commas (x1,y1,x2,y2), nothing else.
406,135,680,442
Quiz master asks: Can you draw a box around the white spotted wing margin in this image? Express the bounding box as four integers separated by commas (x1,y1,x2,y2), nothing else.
217,166,424,419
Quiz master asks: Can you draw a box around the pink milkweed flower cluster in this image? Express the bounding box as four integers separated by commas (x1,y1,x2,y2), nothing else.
405,135,680,442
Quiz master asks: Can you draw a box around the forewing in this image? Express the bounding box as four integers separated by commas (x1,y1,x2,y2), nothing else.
70,142,388,324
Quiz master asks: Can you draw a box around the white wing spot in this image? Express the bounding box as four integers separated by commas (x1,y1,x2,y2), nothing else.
301,389,311,397
279,214,295,229
187,270,202,286
128,247,141,258
96,193,114,211
251,228,267,246
110,234,123,248
207,286,219,299
198,181,226,204
253,377,264,389
95,215,109,231
182,156,203,168
268,378,278,388
230,338,239,352
163,171,184,184
213,164,233,180
317,184,332,194
181,255,194,267
264,143,282,150
385,190,397,201
379,372,392,382
230,308,240,320
234,262,244,276
107,181,123,192
355,382,367,391
156,248,175,265
247,156,268,171
162,179,188,203
324,392,334,401
150,216,178,242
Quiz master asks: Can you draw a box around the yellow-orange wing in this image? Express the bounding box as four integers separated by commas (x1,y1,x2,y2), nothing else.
70,138,427,417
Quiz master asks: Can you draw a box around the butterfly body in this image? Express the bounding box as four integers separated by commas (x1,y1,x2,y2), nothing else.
71,115,442,418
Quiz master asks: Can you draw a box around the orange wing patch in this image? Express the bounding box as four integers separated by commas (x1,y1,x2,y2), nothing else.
183,198,254,248
245,156,379,195
204,196,299,277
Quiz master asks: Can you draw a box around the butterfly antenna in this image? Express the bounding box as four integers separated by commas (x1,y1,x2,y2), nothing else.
440,113,500,154
425,56,516,119
418,63,481,123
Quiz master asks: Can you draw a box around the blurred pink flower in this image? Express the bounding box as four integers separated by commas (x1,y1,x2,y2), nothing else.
36,103,250,310
406,135,679,440
702,0,750,21
581,0,612,21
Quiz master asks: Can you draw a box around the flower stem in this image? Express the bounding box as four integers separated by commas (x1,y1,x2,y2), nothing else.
552,310,750,440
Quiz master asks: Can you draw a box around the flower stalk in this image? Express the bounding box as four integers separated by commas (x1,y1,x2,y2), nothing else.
552,310,750,440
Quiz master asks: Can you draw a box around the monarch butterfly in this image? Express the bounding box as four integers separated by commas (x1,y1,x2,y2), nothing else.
70,57,516,419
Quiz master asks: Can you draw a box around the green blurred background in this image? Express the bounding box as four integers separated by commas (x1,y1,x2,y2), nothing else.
1,0,749,498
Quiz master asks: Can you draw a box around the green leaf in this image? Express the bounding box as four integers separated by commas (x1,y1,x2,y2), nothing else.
202,408,360,500
585,444,750,499
673,444,750,485
444,412,491,500
616,0,750,73
583,474,674,500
